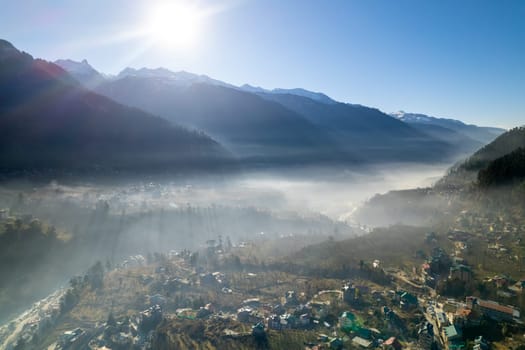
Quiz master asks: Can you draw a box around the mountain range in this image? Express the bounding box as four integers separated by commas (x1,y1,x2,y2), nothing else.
95,76,349,166
53,58,106,89
55,59,506,166
391,111,504,145
0,39,230,176
438,126,525,187
0,38,507,176
354,124,525,226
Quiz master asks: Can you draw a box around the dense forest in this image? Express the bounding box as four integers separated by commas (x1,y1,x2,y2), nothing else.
433,127,524,188
478,148,525,187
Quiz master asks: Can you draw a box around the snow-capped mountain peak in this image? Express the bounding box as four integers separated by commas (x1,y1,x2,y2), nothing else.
54,58,106,88
239,84,269,94
55,59,97,75
116,67,236,89
391,111,465,126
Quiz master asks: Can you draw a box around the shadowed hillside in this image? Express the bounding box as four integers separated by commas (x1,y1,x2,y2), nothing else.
0,39,232,177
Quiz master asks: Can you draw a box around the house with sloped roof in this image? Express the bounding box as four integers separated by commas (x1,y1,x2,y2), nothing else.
466,296,520,322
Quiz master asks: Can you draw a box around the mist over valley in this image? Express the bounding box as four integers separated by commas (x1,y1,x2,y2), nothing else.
0,2,523,347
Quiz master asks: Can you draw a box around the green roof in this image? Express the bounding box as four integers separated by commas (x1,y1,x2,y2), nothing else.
444,325,460,339
340,311,362,332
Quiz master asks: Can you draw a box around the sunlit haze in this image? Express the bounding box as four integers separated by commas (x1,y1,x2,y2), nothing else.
142,1,205,49
1,2,525,348
1,0,523,127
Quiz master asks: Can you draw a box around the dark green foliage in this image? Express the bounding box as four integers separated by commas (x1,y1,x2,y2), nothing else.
437,126,525,187
461,318,504,342
285,225,436,280
107,312,117,327
442,126,525,184
223,254,242,270
186,320,206,340
464,127,525,172
189,252,199,267
478,147,525,186
85,261,104,289
360,264,391,285
437,278,468,298
61,288,80,312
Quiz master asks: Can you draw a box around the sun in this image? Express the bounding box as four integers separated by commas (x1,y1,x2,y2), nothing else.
144,2,203,48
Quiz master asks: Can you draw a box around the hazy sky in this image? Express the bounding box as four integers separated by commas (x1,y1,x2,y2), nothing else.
1,0,523,128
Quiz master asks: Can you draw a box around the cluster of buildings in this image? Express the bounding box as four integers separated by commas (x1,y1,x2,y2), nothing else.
57,304,164,349
197,274,410,349
465,296,520,322
235,291,313,331
423,294,522,350
420,246,473,288
448,258,472,283
7,239,524,350
417,322,437,350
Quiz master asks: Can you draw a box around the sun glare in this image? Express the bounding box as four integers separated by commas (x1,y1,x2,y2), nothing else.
144,2,203,48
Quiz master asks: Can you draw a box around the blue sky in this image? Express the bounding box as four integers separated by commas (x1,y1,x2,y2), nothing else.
1,0,524,128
